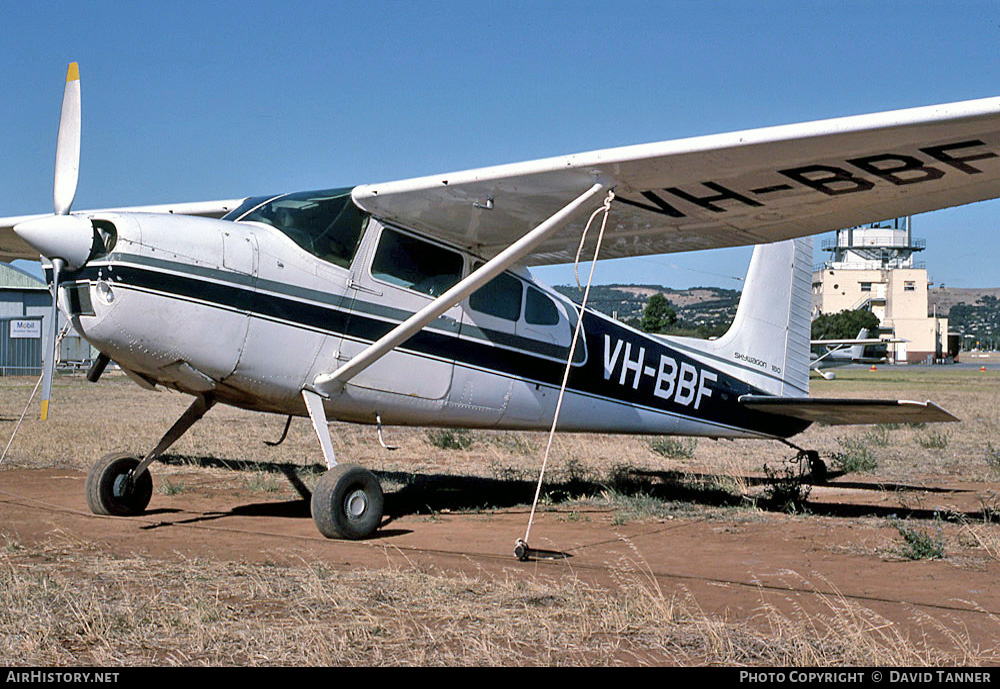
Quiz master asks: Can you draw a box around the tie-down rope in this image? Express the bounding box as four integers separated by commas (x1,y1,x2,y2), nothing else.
1,321,72,465
519,189,615,552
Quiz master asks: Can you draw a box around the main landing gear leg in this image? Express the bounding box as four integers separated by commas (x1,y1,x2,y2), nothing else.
302,390,384,540
86,393,216,516
779,439,827,484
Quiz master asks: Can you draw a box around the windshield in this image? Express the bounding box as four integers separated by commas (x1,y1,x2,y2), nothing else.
231,188,368,268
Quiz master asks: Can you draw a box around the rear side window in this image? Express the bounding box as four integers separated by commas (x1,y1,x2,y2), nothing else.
525,287,560,325
469,270,523,321
371,228,464,297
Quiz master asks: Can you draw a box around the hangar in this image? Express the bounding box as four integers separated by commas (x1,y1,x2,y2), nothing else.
0,262,93,375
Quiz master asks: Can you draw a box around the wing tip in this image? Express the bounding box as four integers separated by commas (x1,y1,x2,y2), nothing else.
66,62,79,83
907,399,961,423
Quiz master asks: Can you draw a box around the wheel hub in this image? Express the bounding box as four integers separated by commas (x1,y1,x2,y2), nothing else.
112,472,132,499
345,489,368,519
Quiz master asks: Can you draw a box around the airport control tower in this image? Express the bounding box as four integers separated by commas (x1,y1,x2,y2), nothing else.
812,218,947,364
821,217,925,271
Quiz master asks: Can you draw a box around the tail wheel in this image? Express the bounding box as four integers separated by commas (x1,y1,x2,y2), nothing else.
311,464,384,540
806,450,828,484
85,452,153,516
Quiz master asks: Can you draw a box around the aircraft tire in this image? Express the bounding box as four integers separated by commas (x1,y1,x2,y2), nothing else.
85,452,153,516
311,464,384,540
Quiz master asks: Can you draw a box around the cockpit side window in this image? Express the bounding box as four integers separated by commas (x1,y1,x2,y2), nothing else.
233,188,367,268
371,228,464,297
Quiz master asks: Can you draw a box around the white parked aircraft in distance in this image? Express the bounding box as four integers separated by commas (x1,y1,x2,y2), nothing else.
810,329,896,380
5,63,993,542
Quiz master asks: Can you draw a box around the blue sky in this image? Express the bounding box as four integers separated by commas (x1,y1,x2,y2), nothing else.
3,1,1000,288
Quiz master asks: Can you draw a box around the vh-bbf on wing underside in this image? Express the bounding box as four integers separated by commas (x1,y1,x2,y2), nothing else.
5,96,1000,266
352,96,1000,265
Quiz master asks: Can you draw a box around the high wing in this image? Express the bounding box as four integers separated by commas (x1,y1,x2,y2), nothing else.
811,337,885,347
353,97,1000,265
0,199,244,261
7,97,1000,266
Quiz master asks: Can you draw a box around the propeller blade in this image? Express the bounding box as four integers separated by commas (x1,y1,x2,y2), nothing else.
53,63,81,216
39,258,64,421
31,63,83,421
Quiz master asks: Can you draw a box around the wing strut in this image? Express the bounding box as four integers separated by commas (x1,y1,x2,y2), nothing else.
310,181,610,395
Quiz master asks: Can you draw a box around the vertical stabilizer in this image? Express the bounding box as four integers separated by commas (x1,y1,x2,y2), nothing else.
850,329,869,359
678,238,812,397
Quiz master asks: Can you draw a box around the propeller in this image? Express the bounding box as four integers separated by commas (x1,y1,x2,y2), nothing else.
54,62,81,216
12,63,95,420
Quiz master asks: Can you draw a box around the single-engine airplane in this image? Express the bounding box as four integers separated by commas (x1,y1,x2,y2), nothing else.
4,63,992,540
810,329,895,380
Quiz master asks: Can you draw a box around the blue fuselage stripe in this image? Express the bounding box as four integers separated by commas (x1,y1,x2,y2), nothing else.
66,261,808,437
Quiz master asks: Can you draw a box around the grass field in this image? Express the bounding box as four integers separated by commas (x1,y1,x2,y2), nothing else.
2,366,999,666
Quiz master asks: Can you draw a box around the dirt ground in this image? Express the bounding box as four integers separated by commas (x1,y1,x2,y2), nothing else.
2,367,1000,664
4,467,1000,641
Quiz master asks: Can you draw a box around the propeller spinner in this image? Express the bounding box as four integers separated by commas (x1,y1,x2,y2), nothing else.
12,63,94,420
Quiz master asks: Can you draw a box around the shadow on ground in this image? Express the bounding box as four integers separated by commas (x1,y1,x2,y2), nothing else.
154,453,990,524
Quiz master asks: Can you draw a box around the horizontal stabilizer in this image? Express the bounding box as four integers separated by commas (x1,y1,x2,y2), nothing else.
738,395,959,426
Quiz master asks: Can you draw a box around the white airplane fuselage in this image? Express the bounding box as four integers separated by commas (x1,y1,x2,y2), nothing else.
56,191,809,444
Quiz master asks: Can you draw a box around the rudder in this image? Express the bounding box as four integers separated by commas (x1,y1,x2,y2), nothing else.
679,238,812,397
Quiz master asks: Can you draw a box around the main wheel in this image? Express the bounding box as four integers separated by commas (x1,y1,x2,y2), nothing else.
85,452,153,516
311,464,384,540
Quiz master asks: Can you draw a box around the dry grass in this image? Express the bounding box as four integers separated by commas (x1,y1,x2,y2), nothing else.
803,368,1000,484
748,573,994,666
1,534,993,667
2,367,1000,666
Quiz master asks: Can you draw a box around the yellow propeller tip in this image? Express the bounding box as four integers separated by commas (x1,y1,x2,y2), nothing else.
40,399,49,421
66,62,79,82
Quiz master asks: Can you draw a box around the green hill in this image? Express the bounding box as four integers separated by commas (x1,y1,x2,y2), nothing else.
553,283,740,338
